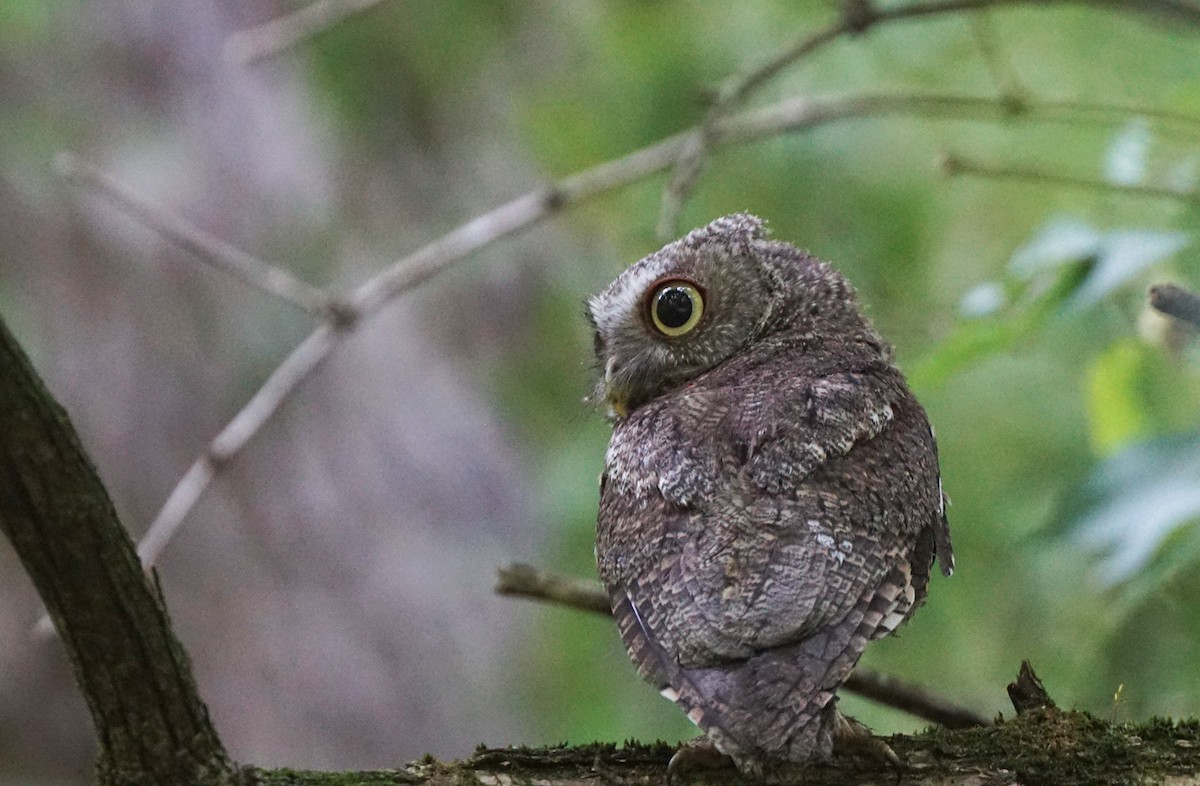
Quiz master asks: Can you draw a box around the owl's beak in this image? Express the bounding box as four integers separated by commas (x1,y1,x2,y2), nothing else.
604,358,630,419
607,392,629,419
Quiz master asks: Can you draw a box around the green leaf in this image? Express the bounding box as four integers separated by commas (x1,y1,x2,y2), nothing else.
1009,217,1102,279
1104,118,1151,187
1068,230,1191,310
1085,339,1152,454
911,256,1091,389
1059,432,1200,586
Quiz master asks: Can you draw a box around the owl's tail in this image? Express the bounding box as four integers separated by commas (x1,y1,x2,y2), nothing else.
616,564,913,770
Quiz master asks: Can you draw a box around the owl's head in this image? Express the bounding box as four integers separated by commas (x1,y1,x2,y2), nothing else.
586,213,885,419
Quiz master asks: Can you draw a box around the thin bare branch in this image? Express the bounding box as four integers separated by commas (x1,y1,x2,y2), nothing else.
940,151,1200,202
226,0,388,66
1149,283,1200,329
968,11,1027,106
348,191,553,314
494,562,990,729
56,152,333,316
654,19,844,239
496,562,613,616
656,0,1200,238
136,324,344,567
62,91,1200,577
844,669,991,729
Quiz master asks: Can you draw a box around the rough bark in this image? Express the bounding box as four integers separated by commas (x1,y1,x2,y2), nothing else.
0,315,241,786
252,713,1200,785
3,312,1200,786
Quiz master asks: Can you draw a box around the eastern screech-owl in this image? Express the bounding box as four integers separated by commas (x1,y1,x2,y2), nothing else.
587,214,954,773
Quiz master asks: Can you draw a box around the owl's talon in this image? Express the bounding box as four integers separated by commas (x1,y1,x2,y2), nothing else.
832,710,902,771
666,737,734,784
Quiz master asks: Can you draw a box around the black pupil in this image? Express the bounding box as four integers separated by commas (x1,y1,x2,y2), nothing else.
656,287,693,329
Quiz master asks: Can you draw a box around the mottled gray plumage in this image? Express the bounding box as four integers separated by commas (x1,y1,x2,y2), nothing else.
586,214,953,773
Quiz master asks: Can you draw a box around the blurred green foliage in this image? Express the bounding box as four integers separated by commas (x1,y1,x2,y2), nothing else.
413,3,1200,745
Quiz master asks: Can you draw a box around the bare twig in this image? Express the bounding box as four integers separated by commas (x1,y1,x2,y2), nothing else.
137,325,344,566
844,669,991,729
940,151,1200,202
226,0,388,66
55,152,333,316
494,562,990,729
655,19,844,239
968,11,1027,108
1149,283,1200,329
56,91,1200,588
496,563,612,616
655,0,1200,238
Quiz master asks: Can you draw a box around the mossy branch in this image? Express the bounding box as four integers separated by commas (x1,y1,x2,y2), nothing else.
247,705,1200,785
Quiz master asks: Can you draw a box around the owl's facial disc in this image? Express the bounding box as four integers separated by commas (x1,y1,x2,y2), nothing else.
594,278,707,418
587,220,775,419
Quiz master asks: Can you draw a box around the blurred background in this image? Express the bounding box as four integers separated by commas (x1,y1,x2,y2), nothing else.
2,1,1199,783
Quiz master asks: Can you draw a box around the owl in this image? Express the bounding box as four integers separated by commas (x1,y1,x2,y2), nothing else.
586,214,953,774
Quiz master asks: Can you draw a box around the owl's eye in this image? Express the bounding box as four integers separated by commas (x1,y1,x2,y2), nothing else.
647,280,705,337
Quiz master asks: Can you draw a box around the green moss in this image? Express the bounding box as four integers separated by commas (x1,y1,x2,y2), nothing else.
252,716,1200,785
893,710,1200,786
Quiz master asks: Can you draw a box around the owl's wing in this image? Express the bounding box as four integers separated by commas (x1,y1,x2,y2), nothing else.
741,370,901,493
687,367,943,644
633,369,904,504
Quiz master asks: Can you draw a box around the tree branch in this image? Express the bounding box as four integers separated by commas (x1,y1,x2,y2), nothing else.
496,562,613,615
225,0,389,66
1149,283,1200,329
495,562,991,730
255,690,1200,785
55,152,333,317
940,151,1200,202
57,91,1200,580
845,669,990,730
968,10,1027,108
135,324,344,566
0,315,239,785
655,0,1200,237
5,314,1199,784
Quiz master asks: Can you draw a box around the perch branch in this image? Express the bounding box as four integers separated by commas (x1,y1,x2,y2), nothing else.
1149,283,1200,329
655,0,1200,238
495,562,990,729
225,0,389,66
56,92,1200,582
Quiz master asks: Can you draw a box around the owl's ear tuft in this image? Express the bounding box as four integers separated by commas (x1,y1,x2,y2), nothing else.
689,213,767,255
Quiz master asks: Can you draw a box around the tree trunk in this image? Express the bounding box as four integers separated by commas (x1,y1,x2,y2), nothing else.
0,316,240,786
